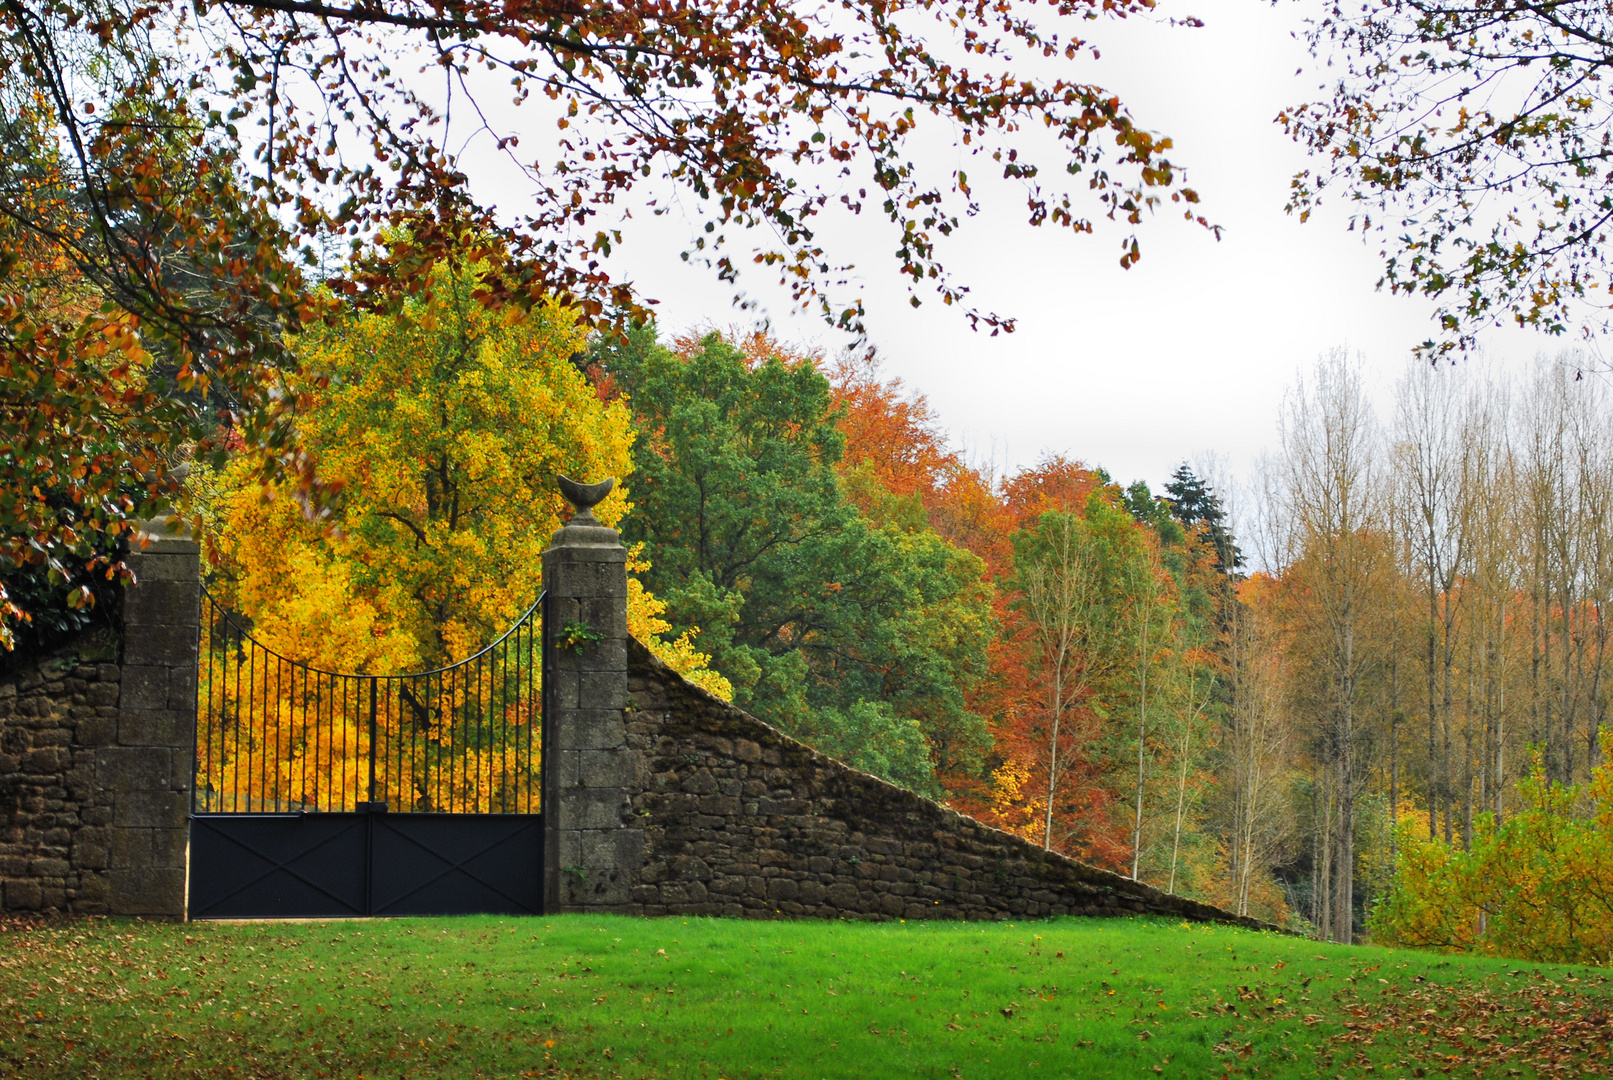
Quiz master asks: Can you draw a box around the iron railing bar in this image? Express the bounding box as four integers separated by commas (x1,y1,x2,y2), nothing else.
497,630,506,811
340,675,349,812
274,654,283,811
443,667,451,813
480,644,488,812
510,621,518,814
532,609,538,812
539,590,550,818
246,628,255,814
385,680,395,807
543,595,547,814
299,662,309,812
512,620,520,814
230,615,240,813
478,654,484,814
478,634,487,813
367,677,378,806
498,629,506,814
315,670,325,812
456,661,465,813
256,642,267,812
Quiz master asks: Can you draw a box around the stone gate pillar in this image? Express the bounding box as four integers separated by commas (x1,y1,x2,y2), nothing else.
541,479,639,912
109,522,200,918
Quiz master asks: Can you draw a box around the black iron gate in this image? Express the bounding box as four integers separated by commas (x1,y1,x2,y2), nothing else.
189,591,547,918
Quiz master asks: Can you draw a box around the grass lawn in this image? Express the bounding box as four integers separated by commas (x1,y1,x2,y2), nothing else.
2,914,1609,1079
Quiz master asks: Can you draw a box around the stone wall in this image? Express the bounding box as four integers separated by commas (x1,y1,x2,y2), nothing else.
0,529,198,919
0,632,121,915
605,638,1270,928
5,492,1260,929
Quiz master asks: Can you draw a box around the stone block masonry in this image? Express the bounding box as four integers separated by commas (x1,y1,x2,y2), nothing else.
0,632,122,915
0,525,198,918
541,500,641,914
108,528,198,918
605,638,1272,928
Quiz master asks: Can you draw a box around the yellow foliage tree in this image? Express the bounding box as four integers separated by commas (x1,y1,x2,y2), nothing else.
197,258,726,812
1370,731,1613,966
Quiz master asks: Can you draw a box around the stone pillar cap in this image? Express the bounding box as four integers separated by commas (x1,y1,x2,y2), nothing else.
547,521,624,549
548,476,624,550
133,516,200,553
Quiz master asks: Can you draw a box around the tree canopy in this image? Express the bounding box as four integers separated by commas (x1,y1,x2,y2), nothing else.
591,327,994,795
1,0,1212,636
0,85,311,646
4,0,1209,331
1284,0,1613,356
1163,463,1238,574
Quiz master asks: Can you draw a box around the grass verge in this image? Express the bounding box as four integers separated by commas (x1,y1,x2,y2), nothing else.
2,913,1609,1078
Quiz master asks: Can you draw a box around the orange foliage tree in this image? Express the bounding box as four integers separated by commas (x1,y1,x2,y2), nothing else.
824,354,1221,879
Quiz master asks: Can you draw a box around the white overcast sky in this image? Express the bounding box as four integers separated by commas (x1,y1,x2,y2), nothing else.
459,0,1569,492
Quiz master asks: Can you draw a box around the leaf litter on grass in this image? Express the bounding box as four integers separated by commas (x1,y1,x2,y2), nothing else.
3,914,1613,1079
1317,971,1613,1078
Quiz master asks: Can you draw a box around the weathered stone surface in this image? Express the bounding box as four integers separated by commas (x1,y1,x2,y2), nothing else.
4,878,43,910
551,710,626,752
117,709,188,749
542,505,634,914
616,638,1274,929
121,625,197,668
121,580,200,626
95,746,172,792
0,632,125,916
558,787,631,830
552,748,637,789
119,666,168,711
1,535,196,919
122,552,196,583
109,866,186,916
112,789,187,829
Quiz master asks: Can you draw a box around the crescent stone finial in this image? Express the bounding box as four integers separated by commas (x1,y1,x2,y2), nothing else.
557,475,616,522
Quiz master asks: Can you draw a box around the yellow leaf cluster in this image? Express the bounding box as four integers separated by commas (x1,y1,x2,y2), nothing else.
203,258,726,689
626,545,732,702
1371,731,1613,965
988,760,1043,844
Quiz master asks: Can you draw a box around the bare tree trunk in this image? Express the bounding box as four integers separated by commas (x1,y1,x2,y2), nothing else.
1167,697,1204,895
1428,591,1440,839
1131,591,1154,880
1590,597,1608,776
1441,586,1456,845
1389,645,1401,866
1044,661,1061,852
1020,514,1107,857
1495,608,1507,824
1314,779,1332,938
1462,725,1474,851
1335,617,1356,946
1530,569,1544,771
